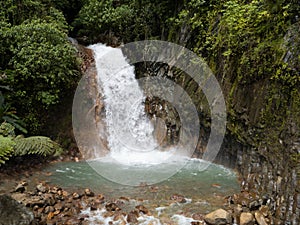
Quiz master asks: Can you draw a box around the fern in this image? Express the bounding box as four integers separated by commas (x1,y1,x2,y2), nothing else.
0,135,15,165
14,136,63,157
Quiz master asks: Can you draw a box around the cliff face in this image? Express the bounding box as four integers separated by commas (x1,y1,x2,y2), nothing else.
137,21,300,224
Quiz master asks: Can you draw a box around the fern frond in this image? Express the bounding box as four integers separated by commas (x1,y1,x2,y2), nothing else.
0,135,15,165
14,136,63,157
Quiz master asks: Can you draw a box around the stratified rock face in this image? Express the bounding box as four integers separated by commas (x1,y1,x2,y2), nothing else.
0,195,34,225
204,209,231,225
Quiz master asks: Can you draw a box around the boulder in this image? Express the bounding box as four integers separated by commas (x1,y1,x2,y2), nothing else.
36,183,48,193
240,212,254,225
204,209,232,225
15,182,27,193
0,195,34,225
105,202,120,211
126,210,139,224
84,188,94,197
254,211,268,225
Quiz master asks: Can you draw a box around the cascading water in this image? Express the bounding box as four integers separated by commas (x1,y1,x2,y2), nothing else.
89,44,177,165
19,42,241,224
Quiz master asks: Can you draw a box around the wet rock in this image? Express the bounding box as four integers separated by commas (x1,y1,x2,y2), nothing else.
126,210,139,224
84,188,94,197
44,206,55,214
240,212,254,225
113,211,126,221
192,213,204,221
249,199,262,210
72,192,80,200
50,186,61,194
0,194,34,225
103,211,115,218
233,204,243,215
259,205,269,217
204,209,232,225
15,181,27,193
43,193,56,206
191,222,200,225
135,205,149,215
24,196,45,207
36,183,48,193
11,193,27,203
54,202,64,211
105,202,120,211
254,211,268,225
170,194,187,203
119,196,130,201
89,202,98,211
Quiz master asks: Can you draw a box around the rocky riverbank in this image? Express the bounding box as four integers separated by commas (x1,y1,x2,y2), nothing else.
0,174,281,225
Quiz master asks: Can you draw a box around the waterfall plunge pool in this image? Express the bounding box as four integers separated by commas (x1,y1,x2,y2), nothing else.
36,158,240,219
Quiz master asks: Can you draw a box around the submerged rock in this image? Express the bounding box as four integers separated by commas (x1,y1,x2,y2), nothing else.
170,194,187,203
126,210,139,223
135,205,149,215
0,195,34,225
204,208,232,225
105,202,120,211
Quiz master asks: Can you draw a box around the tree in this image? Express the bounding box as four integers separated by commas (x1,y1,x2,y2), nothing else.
0,4,80,132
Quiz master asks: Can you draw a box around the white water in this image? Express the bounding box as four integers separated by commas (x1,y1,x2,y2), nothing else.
89,44,178,165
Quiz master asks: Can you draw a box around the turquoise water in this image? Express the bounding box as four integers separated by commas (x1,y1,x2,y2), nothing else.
39,159,239,214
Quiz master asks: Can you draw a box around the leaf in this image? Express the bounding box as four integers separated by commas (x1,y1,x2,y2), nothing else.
0,135,15,165
13,136,63,157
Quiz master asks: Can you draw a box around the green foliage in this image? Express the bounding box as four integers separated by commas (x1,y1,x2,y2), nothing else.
14,136,63,157
0,92,27,134
0,122,16,137
0,121,63,165
0,135,15,165
0,1,81,133
74,0,178,42
74,0,133,42
205,0,299,85
4,19,79,106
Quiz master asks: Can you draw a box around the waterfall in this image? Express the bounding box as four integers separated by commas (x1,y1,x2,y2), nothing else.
89,44,176,165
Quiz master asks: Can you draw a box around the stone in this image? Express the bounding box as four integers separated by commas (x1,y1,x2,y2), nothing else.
192,213,204,221
54,202,64,211
0,194,34,225
84,188,94,197
126,210,138,223
36,183,47,193
204,209,232,225
11,193,27,203
72,192,80,200
24,196,45,207
105,202,120,211
43,193,56,206
259,205,269,217
240,212,254,225
89,202,98,211
170,194,186,203
44,206,55,214
15,182,27,193
254,211,268,225
135,205,149,215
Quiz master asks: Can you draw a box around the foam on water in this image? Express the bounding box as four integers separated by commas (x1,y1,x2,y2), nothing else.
80,205,203,225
